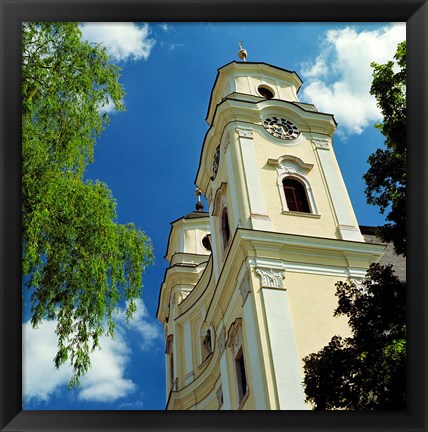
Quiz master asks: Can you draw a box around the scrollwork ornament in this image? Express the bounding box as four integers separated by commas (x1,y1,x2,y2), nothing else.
256,267,285,289
211,143,221,180
237,128,254,139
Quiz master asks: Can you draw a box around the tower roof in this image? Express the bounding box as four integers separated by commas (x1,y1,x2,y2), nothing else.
183,211,209,220
205,61,304,125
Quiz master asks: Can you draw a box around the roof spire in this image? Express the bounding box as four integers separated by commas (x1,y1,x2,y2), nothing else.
195,187,204,212
238,41,247,61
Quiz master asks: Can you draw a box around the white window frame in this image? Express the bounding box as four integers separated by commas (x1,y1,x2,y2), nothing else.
212,182,232,253
226,318,249,407
198,323,215,366
268,155,318,215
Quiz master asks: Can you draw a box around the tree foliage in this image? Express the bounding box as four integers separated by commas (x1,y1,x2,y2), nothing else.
364,41,406,256
22,22,153,387
303,42,407,409
303,264,406,410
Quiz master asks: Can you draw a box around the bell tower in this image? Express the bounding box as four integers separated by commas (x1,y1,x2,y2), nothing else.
158,46,385,410
196,57,364,279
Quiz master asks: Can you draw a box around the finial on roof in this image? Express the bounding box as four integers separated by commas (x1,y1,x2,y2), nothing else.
195,187,204,212
238,41,247,61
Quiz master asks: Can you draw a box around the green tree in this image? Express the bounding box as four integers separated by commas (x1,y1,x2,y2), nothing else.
364,41,406,256
303,264,406,410
302,42,407,410
22,22,153,388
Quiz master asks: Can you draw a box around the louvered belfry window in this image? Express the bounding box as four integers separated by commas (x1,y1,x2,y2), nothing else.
283,178,310,213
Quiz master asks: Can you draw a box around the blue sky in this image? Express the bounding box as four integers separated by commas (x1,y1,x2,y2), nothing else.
22,22,406,410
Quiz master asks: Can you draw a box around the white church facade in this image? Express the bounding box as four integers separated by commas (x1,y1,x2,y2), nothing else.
156,55,386,410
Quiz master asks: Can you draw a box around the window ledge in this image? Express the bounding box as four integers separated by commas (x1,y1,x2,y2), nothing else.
281,211,321,219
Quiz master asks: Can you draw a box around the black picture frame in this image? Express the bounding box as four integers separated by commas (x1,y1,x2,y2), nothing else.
1,1,426,431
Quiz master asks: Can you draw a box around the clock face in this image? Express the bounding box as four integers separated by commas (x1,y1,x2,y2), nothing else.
263,116,300,140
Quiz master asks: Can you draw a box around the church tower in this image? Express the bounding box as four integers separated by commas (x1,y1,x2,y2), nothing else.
157,48,385,410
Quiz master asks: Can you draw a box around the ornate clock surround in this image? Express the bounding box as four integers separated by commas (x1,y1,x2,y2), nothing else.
263,116,300,140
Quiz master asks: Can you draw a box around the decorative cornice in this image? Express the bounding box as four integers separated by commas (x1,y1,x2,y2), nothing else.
267,154,313,174
312,139,330,150
255,267,285,289
236,228,385,256
236,128,253,139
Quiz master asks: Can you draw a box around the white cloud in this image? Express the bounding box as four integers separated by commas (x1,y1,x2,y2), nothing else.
77,334,135,402
23,320,72,403
23,319,135,404
22,299,161,404
79,22,155,62
114,298,163,351
159,23,170,32
300,23,406,136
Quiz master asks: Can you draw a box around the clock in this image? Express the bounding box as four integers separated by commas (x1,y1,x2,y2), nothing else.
263,116,300,140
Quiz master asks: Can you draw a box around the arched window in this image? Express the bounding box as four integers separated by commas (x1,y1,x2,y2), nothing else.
201,329,213,362
213,183,233,253
235,347,248,404
282,178,310,213
226,318,249,405
221,207,231,248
